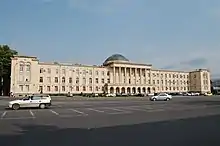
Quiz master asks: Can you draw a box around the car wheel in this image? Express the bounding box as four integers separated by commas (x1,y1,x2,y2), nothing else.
166,98,170,101
39,104,46,109
153,98,156,101
12,104,20,110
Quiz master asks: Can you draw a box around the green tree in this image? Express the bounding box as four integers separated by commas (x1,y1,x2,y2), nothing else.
0,45,18,96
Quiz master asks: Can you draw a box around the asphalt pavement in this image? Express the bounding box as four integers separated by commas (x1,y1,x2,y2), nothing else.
0,96,220,146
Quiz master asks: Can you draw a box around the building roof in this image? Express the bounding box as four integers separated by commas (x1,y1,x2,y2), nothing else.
103,54,129,65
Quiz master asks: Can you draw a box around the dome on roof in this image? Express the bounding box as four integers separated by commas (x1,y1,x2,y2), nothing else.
103,54,129,65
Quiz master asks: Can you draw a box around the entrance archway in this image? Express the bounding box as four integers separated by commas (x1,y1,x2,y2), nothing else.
137,87,141,93
127,87,131,94
132,87,136,94
116,87,120,94
110,87,114,93
121,87,125,93
147,87,151,93
142,87,146,93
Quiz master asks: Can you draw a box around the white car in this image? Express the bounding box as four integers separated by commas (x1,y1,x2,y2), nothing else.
106,93,116,97
8,95,52,110
150,93,172,101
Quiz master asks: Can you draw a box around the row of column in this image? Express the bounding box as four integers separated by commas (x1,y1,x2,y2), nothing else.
112,67,151,85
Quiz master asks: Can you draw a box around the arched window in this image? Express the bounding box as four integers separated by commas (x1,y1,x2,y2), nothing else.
19,63,24,72
26,63,31,72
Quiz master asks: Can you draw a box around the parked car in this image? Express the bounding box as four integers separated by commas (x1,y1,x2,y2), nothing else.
204,92,212,96
106,93,116,97
150,93,172,101
8,95,51,110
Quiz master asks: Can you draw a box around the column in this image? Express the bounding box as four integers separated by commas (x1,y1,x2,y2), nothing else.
125,67,127,84
135,68,137,85
145,69,147,85
140,68,142,85
119,67,121,84
113,67,116,84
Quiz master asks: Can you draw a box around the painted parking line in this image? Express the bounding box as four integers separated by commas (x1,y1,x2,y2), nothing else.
119,106,149,112
69,109,88,116
86,108,105,113
1,111,7,119
1,117,35,120
29,110,35,118
102,107,132,115
49,109,59,115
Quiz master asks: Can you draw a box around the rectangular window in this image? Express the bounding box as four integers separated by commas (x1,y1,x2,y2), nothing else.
55,86,58,91
19,85,23,91
39,77,43,83
102,78,104,83
39,86,43,92
47,86,51,91
25,85,29,91
96,78,98,84
108,78,110,83
40,68,43,73
102,71,105,76
55,77,58,83
62,86,65,91
89,86,92,91
69,86,73,91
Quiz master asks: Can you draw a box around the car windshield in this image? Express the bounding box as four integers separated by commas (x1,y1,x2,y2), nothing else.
22,97,30,100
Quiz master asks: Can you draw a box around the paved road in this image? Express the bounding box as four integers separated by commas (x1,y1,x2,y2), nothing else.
0,96,220,146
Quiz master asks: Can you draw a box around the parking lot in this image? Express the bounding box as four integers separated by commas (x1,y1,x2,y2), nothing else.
1,96,220,146
1,96,220,121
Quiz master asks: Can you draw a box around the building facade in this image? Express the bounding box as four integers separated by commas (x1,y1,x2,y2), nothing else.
10,54,211,96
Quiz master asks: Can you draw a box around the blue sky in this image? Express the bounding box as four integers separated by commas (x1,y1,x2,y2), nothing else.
1,0,220,78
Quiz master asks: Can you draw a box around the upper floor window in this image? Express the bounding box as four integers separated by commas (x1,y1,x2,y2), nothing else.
102,71,105,76
20,64,24,72
89,78,92,84
40,68,43,73
96,71,99,76
39,77,43,83
69,77,72,83
89,70,92,75
62,77,65,83
76,77,79,84
83,78,86,84
56,69,59,74
55,77,58,83
96,78,99,84
107,71,110,76
102,79,104,84
47,68,51,74
26,64,30,72
62,69,66,74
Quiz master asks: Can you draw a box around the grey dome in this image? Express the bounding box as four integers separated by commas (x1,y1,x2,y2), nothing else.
104,54,129,64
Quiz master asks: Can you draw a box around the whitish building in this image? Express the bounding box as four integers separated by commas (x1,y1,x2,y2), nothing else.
10,54,211,96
